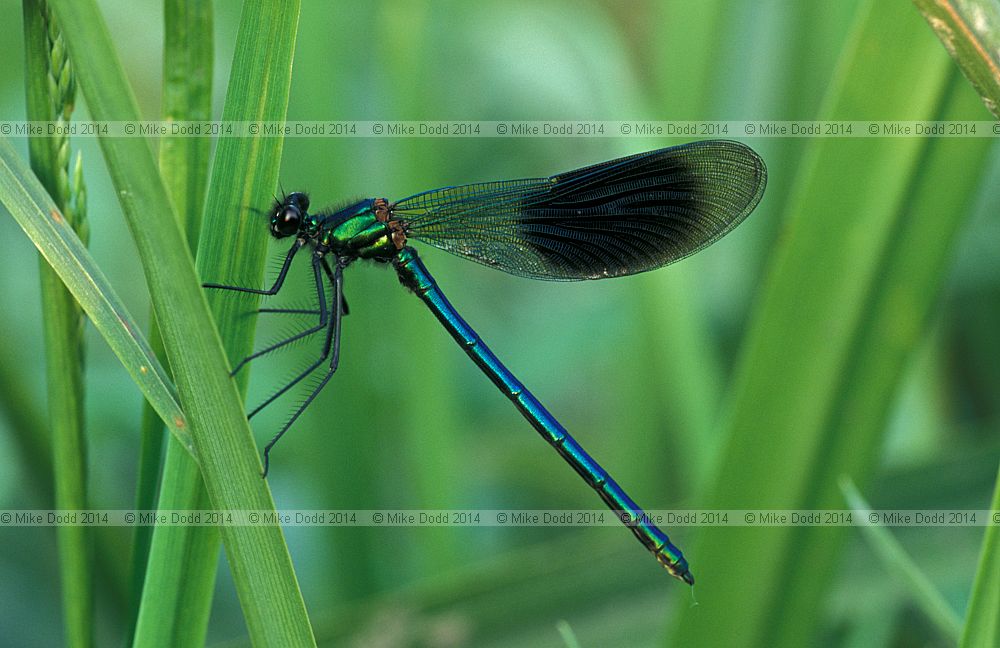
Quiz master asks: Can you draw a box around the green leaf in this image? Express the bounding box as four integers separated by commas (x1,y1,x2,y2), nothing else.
913,0,1000,119
129,1,215,646
45,0,314,644
670,1,995,645
840,477,962,642
158,1,213,246
960,463,1000,648
133,460,218,648
0,137,189,455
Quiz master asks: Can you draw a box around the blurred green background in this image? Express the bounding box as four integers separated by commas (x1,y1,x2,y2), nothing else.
1,0,998,646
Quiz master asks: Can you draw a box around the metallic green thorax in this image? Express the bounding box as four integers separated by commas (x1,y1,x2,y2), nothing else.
318,198,400,261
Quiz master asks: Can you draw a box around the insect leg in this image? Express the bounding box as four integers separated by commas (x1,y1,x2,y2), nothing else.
261,261,345,477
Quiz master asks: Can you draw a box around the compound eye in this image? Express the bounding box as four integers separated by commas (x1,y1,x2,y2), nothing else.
291,192,310,211
272,205,301,237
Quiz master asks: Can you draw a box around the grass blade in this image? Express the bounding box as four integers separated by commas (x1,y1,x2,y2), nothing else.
841,477,962,641
129,1,214,645
960,462,1000,648
133,463,218,648
158,0,213,241
0,137,189,454
46,0,314,644
913,0,1000,118
141,0,309,643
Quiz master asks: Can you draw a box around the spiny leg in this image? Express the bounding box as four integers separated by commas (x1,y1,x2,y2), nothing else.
248,257,350,422
230,253,329,376
203,238,305,295
247,299,336,419
257,271,346,316
258,307,321,315
262,261,345,477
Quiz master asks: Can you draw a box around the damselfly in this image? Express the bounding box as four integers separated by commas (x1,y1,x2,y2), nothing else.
204,140,767,584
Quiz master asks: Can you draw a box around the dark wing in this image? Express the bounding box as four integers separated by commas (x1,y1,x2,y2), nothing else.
391,140,767,281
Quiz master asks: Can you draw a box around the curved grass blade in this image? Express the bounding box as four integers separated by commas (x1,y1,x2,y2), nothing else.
46,0,313,644
0,136,191,456
840,477,962,642
960,462,1000,648
913,0,1000,118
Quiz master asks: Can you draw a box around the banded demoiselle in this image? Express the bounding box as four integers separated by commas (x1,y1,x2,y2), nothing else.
204,139,767,584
